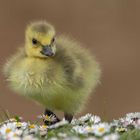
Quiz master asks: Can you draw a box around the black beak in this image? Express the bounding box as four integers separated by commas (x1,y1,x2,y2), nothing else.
40,45,54,56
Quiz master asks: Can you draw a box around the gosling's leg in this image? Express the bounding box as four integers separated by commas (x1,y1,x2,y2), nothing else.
44,109,60,125
64,113,73,123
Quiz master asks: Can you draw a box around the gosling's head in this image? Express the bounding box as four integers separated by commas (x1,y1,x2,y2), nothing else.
25,21,56,58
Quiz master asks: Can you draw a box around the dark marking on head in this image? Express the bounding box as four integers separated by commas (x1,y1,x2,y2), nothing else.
31,22,54,34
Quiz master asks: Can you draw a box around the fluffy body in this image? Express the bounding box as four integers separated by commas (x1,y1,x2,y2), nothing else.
4,22,101,115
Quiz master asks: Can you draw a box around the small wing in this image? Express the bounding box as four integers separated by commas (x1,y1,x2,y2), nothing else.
3,47,26,77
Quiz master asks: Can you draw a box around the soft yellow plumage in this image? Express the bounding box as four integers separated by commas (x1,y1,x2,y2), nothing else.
4,21,101,123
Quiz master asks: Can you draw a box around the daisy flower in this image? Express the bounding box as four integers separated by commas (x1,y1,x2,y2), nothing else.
84,126,94,134
103,133,120,140
90,115,101,124
15,122,28,129
22,135,38,140
49,119,68,129
71,114,101,125
0,123,24,139
126,112,140,120
115,127,127,132
79,114,100,123
39,125,48,136
39,125,48,130
92,123,110,137
28,124,38,134
38,114,56,122
72,125,88,134
0,123,16,135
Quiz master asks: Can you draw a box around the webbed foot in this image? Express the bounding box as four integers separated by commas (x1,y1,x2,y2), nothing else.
64,113,73,123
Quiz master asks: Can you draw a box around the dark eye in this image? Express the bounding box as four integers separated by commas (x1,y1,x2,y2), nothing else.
32,38,38,45
52,38,55,43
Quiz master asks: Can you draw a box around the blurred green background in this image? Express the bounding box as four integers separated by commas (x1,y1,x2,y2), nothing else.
0,0,139,120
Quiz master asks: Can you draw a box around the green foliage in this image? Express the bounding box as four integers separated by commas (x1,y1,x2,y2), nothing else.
120,129,140,140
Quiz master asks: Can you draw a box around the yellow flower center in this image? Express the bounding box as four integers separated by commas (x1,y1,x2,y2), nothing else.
116,127,125,132
98,127,105,132
87,127,93,132
45,115,50,121
5,128,11,133
41,125,48,129
29,124,35,129
16,122,22,127
14,133,17,137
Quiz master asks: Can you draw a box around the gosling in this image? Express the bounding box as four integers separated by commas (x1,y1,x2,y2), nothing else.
4,21,101,123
